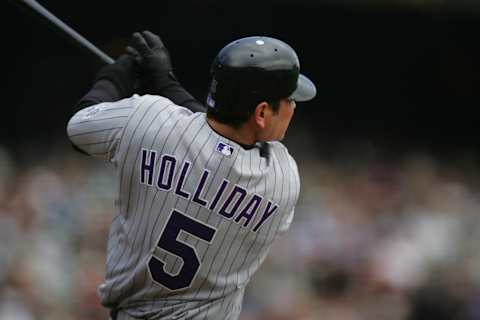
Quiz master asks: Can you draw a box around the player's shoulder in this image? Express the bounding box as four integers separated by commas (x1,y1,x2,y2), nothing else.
137,94,172,106
268,141,298,166
268,141,291,155
137,94,196,117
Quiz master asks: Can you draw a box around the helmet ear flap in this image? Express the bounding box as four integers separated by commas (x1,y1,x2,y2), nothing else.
207,74,256,121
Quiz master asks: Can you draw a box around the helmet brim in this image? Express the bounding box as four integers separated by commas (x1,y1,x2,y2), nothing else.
290,74,317,102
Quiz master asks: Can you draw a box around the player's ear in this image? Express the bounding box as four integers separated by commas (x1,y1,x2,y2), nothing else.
253,102,270,129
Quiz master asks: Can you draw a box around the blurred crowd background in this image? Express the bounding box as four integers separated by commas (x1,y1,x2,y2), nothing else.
2,0,480,319
2,136,480,320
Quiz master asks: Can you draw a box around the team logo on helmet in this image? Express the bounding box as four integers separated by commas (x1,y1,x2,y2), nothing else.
206,79,218,109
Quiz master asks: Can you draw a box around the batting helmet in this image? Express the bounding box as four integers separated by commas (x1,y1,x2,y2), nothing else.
206,36,316,121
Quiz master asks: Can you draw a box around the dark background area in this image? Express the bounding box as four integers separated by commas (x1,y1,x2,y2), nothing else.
3,0,480,156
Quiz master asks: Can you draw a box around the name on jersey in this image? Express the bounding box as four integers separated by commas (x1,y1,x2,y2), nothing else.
139,149,278,232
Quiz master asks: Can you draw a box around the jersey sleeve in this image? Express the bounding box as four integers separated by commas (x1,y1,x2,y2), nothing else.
66,95,140,161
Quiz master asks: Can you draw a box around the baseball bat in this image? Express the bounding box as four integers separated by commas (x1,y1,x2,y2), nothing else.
9,0,114,64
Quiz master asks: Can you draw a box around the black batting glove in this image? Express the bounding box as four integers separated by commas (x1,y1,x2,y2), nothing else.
126,30,206,112
94,54,137,98
127,30,177,94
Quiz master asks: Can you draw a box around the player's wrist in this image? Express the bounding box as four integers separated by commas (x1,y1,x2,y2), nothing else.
140,57,172,78
139,71,178,93
95,55,137,97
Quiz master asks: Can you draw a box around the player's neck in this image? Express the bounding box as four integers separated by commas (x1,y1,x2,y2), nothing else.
206,117,256,146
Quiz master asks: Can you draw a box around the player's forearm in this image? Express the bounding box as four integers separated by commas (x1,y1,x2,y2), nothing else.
73,55,137,114
74,79,124,112
150,77,206,113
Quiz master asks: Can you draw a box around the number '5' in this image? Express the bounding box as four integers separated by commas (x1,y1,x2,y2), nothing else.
148,210,217,290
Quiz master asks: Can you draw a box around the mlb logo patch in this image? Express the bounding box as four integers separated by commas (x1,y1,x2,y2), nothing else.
216,142,234,157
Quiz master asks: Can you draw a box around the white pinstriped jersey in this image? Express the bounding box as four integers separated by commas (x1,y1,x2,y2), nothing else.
67,94,300,319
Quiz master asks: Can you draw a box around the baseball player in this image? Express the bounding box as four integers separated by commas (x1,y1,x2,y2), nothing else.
67,31,316,319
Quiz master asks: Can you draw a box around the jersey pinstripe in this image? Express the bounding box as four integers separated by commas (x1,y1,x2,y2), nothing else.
67,94,300,319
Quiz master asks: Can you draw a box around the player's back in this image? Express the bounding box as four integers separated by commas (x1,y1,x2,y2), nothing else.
68,94,300,319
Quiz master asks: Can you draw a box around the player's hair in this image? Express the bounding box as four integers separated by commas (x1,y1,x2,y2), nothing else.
206,98,281,128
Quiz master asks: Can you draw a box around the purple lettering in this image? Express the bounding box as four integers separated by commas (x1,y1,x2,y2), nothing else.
157,155,176,190
175,161,191,199
252,201,279,232
209,179,229,211
218,185,247,219
234,194,262,227
193,170,210,207
140,149,156,186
